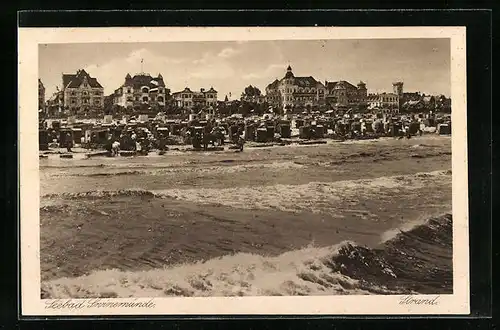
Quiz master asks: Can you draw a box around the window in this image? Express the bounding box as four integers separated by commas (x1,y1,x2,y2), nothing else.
142,87,149,93
71,91,76,96
127,97,133,102
127,89,131,93
83,99,89,104
71,99,76,104
135,97,139,101
158,88,163,93
143,96,149,102
83,91,88,96
94,99,100,104
84,83,88,88
94,91,100,95
157,96,164,102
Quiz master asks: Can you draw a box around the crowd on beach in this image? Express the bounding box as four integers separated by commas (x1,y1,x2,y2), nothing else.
39,110,451,156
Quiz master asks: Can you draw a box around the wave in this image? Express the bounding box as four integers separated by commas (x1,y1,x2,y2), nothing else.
41,170,451,215
41,213,452,298
42,189,157,200
44,161,305,178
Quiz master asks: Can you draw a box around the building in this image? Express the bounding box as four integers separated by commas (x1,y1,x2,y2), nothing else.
61,69,104,113
324,80,367,107
422,95,436,107
392,81,452,112
113,73,169,109
38,79,45,112
265,66,326,109
401,99,424,112
435,94,451,112
393,81,404,97
402,92,422,102
172,87,218,110
46,90,64,116
367,92,400,111
241,94,266,104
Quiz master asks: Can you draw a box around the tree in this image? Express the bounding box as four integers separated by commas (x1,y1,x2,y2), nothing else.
243,85,261,98
103,95,114,115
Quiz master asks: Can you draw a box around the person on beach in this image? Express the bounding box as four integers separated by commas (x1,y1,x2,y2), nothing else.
65,132,73,152
202,123,212,151
131,132,137,151
237,132,245,152
192,132,202,150
158,134,167,153
111,140,120,156
211,125,223,146
360,120,367,136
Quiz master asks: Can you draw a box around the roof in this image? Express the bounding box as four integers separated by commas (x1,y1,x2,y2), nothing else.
325,80,358,90
284,71,294,79
267,79,280,90
294,76,320,87
122,73,166,89
63,69,103,89
173,87,216,95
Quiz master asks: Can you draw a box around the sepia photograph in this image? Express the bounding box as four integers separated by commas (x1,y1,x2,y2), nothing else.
19,27,469,315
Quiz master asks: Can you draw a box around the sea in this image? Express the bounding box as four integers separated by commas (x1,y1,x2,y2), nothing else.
39,136,453,298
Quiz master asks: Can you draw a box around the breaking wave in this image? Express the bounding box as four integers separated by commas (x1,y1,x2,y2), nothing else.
41,170,452,214
41,214,452,298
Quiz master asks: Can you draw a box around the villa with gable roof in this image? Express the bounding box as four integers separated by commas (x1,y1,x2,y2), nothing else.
61,69,104,113
172,87,218,110
112,72,170,109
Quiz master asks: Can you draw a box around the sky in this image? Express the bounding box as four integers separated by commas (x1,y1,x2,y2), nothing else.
39,39,451,101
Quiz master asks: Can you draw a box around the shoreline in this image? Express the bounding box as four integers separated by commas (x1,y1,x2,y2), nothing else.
39,135,451,160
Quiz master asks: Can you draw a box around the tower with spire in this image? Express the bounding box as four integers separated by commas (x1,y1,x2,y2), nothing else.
284,65,294,79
